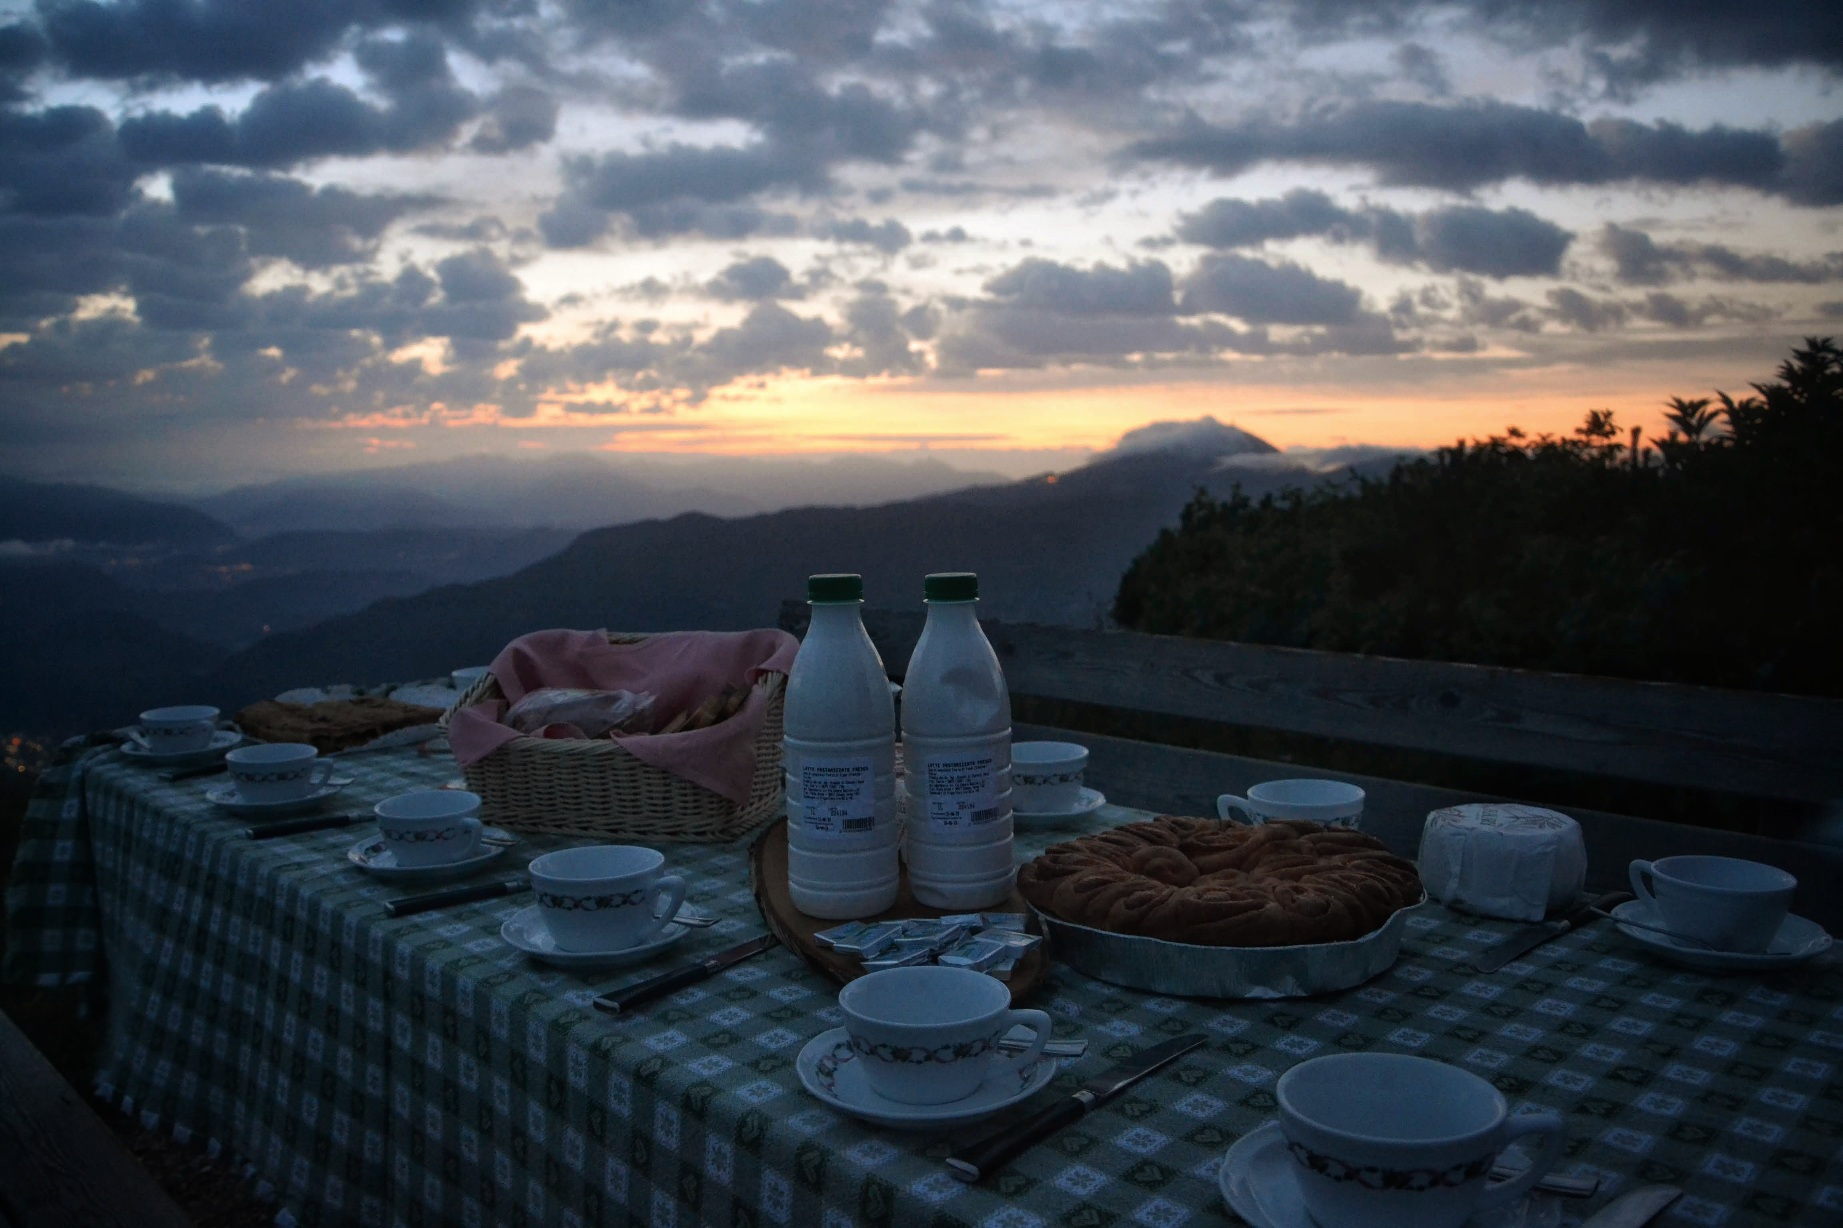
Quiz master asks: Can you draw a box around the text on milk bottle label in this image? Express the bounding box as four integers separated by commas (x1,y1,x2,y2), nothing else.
921,755,1000,829
799,758,877,834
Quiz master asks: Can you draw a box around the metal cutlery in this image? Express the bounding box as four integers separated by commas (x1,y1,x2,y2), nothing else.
1472,891,1633,972
1588,907,1722,950
1578,1184,1681,1228
946,1033,1206,1181
385,876,530,917
592,934,778,1015
999,1036,1088,1059
243,812,363,840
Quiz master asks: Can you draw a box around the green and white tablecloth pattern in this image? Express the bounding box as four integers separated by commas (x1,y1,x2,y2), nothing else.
5,745,1842,1228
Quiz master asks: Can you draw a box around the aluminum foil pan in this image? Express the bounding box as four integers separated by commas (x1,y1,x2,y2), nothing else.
1032,895,1427,999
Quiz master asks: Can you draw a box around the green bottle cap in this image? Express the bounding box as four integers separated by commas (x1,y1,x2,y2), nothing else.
807,573,864,603
923,572,978,602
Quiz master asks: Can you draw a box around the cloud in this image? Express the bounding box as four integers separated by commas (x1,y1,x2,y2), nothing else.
985,258,1178,316
1177,190,1572,278
118,37,477,169
36,0,482,84
706,256,797,301
1181,254,1364,325
539,142,820,246
1546,287,1627,332
1599,224,1843,285
469,86,558,154
170,168,433,268
0,105,138,216
1129,100,1831,203
818,217,911,252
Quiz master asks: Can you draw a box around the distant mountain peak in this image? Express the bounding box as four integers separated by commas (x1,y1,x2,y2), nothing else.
1103,416,1277,461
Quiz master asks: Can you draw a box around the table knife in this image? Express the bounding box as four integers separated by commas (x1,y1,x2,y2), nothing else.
946,1033,1207,1181
1473,890,1634,973
385,876,530,918
243,812,363,840
592,934,778,1016
1579,1184,1681,1228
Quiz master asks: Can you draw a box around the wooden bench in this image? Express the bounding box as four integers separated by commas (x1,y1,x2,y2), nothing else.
0,1009,195,1228
778,602,1843,929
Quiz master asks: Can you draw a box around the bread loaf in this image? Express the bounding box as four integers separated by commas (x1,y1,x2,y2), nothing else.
1019,817,1422,946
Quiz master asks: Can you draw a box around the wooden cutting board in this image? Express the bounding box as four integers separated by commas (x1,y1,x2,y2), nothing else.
748,818,1051,1005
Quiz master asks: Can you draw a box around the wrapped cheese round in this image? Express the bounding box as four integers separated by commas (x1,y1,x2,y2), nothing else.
1417,804,1587,921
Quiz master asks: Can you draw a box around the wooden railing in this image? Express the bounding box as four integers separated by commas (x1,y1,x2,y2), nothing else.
777,602,1843,926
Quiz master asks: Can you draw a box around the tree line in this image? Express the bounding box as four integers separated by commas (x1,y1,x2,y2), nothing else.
1114,338,1843,697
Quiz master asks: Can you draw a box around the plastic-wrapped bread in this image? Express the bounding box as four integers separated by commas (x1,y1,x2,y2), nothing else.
1417,803,1588,921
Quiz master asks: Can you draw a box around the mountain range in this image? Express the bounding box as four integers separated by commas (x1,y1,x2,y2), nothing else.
1,422,1413,735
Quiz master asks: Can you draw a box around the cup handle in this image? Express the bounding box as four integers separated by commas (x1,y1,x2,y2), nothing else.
1476,1111,1566,1213
641,875,687,942
990,1009,1052,1084
1217,795,1257,824
1629,860,1657,909
457,817,483,857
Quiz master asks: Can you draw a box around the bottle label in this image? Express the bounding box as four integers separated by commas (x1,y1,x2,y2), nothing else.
799,757,877,835
920,754,1001,829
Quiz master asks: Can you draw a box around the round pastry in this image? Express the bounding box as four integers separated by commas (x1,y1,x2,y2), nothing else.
1018,817,1423,946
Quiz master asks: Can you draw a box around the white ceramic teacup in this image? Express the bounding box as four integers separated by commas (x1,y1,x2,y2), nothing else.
375,789,484,868
1277,1053,1564,1228
529,846,687,952
139,705,220,753
225,743,331,803
1011,741,1088,813
1218,779,1365,829
838,965,1051,1105
1629,855,1795,953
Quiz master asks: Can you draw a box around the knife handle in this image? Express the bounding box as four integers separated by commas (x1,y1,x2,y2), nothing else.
386,877,527,918
593,962,712,1016
946,1092,1089,1181
243,813,358,839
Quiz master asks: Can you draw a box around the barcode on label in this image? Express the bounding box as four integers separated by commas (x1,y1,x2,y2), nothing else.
971,807,999,824
842,817,875,832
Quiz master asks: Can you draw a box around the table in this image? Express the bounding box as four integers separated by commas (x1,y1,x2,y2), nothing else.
6,738,1842,1228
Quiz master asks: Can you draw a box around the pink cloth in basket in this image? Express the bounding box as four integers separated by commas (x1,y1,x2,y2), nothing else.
448,628,799,805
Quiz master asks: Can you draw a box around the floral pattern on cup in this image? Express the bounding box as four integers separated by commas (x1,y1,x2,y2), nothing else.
533,888,652,912
1285,1141,1495,1191
384,828,468,843
848,1034,999,1065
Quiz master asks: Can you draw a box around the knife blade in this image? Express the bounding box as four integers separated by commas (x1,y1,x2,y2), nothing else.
242,812,363,839
1472,890,1634,973
946,1033,1207,1181
385,876,530,918
591,934,778,1016
1579,1184,1681,1228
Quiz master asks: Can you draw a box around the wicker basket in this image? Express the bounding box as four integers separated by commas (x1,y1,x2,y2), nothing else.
438,634,787,843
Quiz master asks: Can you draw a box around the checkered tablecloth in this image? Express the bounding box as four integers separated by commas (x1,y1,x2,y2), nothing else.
5,744,1841,1228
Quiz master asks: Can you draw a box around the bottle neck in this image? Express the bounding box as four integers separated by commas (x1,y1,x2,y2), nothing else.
808,600,866,630
923,599,979,629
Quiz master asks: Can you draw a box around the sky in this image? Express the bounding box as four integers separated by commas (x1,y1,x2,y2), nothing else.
0,0,1839,491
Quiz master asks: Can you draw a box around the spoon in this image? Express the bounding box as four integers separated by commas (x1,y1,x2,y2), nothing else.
1590,907,1723,951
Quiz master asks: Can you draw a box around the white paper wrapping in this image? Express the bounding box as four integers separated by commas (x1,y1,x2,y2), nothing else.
1418,804,1588,921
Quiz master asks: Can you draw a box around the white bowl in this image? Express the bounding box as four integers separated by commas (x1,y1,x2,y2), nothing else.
910,866,1016,911
789,874,900,920
789,841,900,884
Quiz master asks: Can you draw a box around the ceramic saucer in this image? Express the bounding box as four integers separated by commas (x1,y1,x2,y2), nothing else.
348,831,513,882
1610,900,1832,971
206,777,353,816
795,1026,1057,1131
1219,1122,1526,1228
1012,787,1108,830
500,903,703,970
123,729,241,764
